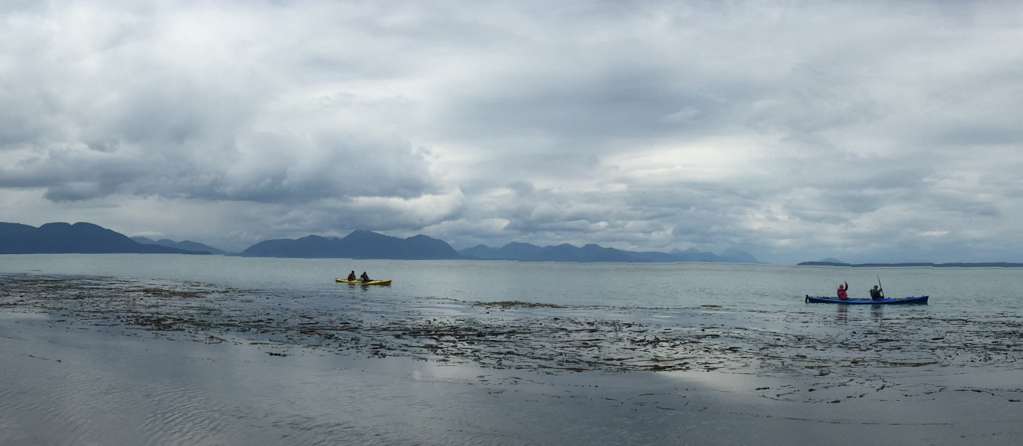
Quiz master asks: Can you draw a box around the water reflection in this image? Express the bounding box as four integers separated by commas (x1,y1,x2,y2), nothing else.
836,305,847,323
870,304,884,325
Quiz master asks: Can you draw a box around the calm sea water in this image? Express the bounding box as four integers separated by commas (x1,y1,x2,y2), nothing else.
1,254,1021,314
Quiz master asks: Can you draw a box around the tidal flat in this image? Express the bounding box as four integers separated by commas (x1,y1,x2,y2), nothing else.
2,273,1022,445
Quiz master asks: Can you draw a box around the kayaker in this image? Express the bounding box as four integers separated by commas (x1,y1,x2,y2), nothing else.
347,271,357,281
360,271,370,282
837,282,849,300
870,285,884,300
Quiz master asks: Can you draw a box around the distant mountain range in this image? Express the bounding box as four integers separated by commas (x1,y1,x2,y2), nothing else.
458,242,758,263
239,232,757,262
1,221,760,263
132,236,225,255
0,222,206,255
5,221,1019,266
239,230,462,260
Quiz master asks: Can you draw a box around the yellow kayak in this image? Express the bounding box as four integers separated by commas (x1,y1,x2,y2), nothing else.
336,278,392,285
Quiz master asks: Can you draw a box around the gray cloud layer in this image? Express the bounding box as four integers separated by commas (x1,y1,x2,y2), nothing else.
3,0,1023,262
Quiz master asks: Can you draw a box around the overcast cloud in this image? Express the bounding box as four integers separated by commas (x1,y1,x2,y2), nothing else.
3,0,1023,263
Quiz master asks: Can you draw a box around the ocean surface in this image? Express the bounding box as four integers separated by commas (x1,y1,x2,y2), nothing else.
3,253,1021,311
2,254,1022,445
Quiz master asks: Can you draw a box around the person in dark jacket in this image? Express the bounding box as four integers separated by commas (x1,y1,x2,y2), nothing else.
870,285,885,300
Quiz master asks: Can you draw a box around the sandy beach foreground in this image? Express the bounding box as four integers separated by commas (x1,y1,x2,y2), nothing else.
2,274,1022,445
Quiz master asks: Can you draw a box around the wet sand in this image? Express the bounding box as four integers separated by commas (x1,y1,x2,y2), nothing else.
2,274,1022,445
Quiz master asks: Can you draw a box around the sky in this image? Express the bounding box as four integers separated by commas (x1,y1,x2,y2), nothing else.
3,0,1023,264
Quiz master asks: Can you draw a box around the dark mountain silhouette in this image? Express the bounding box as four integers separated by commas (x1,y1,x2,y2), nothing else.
239,230,463,260
241,235,337,258
338,230,410,259
0,222,36,238
0,222,202,254
394,234,464,260
458,242,759,263
133,237,226,255
459,244,499,259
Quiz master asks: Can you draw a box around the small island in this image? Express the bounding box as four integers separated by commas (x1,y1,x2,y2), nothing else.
798,261,1023,268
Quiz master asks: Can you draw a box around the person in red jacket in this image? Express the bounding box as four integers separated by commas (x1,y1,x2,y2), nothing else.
837,282,849,300
347,271,357,281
